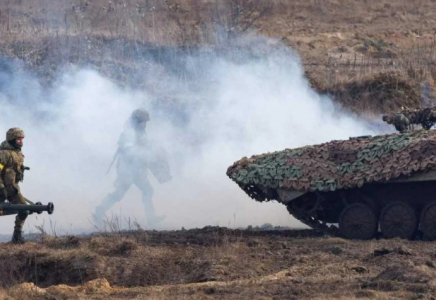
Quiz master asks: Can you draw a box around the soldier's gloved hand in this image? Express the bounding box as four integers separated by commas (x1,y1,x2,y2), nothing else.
0,188,7,200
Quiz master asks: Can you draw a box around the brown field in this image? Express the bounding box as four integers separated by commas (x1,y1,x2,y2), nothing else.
1,0,436,113
1,1,436,299
3,228,436,300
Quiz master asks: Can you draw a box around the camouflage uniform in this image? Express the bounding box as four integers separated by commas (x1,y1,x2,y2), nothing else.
382,107,436,131
0,128,28,244
383,113,411,133
94,109,171,226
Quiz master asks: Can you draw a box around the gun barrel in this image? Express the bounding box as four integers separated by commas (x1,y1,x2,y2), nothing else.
0,202,54,216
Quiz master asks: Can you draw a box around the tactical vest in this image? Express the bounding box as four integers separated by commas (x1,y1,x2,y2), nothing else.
0,149,24,190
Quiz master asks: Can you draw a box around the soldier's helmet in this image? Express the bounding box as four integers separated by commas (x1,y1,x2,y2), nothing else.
382,115,393,124
131,109,150,123
6,128,25,142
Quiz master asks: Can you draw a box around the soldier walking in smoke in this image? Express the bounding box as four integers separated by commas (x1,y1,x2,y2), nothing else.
93,109,172,227
0,128,29,244
382,106,436,132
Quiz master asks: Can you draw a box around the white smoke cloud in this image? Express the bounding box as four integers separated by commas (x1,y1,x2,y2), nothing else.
0,38,380,236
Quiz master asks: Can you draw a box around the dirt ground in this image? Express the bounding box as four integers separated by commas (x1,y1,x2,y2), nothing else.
1,227,436,300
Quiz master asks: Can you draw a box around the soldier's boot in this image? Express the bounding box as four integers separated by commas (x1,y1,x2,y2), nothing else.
143,196,165,227
11,212,27,244
93,190,126,225
11,230,25,244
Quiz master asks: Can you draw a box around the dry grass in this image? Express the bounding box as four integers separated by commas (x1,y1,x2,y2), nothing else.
313,72,423,114
0,0,273,45
0,228,436,299
0,0,435,114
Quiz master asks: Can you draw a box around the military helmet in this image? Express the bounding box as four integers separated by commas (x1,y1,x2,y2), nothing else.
382,115,393,124
131,108,150,123
6,128,25,142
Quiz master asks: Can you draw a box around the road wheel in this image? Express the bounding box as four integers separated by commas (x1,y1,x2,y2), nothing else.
380,202,417,239
420,201,436,241
339,203,377,240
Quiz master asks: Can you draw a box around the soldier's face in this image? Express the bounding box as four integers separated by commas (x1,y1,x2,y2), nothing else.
15,138,23,147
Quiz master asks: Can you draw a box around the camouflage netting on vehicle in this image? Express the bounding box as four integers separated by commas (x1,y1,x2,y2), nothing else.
226,130,436,202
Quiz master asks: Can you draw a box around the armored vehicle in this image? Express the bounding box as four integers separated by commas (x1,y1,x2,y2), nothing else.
227,129,436,240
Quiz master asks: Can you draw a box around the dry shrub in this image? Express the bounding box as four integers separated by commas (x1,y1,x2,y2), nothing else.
44,235,83,250
315,72,423,114
88,235,139,256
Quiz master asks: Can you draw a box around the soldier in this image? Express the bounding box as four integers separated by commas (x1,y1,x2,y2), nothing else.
382,113,411,133
94,109,172,227
0,128,29,244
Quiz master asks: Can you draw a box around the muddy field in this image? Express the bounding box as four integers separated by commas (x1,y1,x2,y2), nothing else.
0,227,435,300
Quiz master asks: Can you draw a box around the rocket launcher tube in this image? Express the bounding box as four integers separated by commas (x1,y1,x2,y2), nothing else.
0,202,54,216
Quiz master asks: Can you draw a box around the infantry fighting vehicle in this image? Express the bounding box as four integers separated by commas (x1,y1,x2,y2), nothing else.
227,129,436,240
